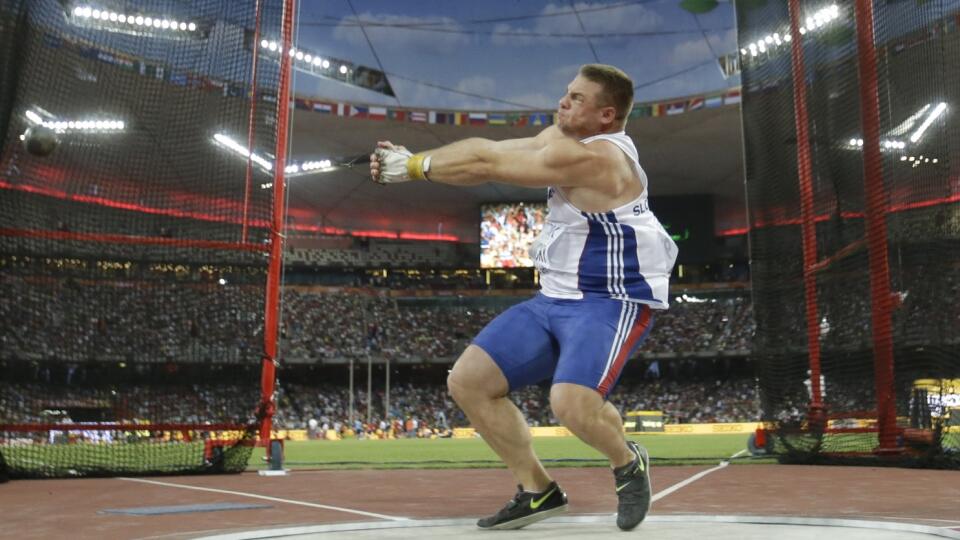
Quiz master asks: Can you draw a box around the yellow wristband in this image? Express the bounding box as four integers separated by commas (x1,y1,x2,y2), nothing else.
406,153,428,181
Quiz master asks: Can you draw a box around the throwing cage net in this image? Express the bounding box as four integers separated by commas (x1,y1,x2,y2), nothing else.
0,0,296,478
740,1,959,466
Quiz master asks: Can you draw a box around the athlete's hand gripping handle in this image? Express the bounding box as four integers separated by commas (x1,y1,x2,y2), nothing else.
370,141,429,184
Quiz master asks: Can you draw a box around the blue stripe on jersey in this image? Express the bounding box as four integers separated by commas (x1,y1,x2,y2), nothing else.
618,222,655,301
577,212,611,295
600,212,624,296
578,211,654,301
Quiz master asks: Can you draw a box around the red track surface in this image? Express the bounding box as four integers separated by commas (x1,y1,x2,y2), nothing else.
3,464,959,539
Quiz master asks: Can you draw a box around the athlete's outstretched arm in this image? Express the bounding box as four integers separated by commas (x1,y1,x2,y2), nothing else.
370,127,617,193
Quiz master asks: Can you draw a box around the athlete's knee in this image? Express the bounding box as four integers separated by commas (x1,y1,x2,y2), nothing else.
447,345,507,405
446,370,471,406
550,383,602,429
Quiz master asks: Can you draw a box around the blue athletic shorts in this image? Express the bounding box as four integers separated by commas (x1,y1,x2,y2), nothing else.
472,293,655,397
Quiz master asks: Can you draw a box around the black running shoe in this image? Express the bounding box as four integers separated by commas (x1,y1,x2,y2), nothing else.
614,440,652,531
476,481,568,530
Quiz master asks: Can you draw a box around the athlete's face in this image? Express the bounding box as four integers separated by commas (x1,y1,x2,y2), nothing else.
557,75,617,137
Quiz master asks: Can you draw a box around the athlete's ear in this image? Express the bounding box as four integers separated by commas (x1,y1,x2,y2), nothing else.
600,105,617,125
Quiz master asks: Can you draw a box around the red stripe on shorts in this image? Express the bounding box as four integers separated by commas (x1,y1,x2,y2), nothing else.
598,304,652,396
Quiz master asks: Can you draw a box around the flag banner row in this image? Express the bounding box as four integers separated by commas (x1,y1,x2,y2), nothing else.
292,88,742,127
44,31,743,130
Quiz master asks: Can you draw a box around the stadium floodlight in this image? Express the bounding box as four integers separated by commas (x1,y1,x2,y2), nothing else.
909,102,947,143
741,4,840,61
25,109,44,125
215,133,340,179
68,3,203,39
258,39,357,83
283,159,338,179
213,133,273,172
844,102,945,152
25,109,125,133
845,137,906,152
300,159,333,172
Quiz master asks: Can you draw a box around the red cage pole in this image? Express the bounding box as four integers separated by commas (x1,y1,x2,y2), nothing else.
259,0,296,454
241,0,264,244
787,0,824,422
852,0,899,454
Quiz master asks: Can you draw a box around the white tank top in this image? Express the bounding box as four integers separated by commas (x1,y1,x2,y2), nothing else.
529,131,678,308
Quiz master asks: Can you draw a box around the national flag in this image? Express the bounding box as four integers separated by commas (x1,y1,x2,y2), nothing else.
388,109,406,121
169,72,188,87
368,106,387,120
428,111,437,124
454,112,467,125
651,104,663,117
687,97,704,111
705,95,723,109
294,98,311,111
201,78,226,94
350,105,368,118
409,111,427,123
138,62,164,79
507,113,525,126
529,113,550,126
724,89,742,105
434,112,450,124
468,112,487,126
337,103,347,116
487,113,507,126
99,51,135,71
313,102,334,114
666,102,686,115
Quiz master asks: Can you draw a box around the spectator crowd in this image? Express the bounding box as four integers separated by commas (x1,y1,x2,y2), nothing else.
0,274,758,364
0,375,764,441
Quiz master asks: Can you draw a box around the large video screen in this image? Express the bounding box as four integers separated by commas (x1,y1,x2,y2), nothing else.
652,195,715,264
480,202,546,268
480,195,714,268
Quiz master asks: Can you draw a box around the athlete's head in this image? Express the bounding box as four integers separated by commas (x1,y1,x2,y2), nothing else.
557,64,634,137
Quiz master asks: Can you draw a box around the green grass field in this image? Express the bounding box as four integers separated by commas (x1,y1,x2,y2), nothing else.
1,433,760,477
8,430,956,475
247,434,758,470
